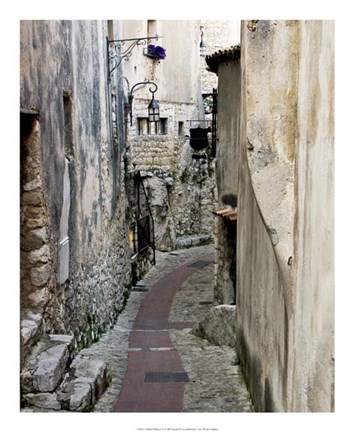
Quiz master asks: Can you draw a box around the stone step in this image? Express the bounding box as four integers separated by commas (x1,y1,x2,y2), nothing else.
21,334,109,412
57,358,108,412
21,334,75,395
174,234,212,250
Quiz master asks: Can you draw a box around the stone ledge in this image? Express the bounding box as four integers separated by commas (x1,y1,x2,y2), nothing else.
174,235,212,250
192,304,236,348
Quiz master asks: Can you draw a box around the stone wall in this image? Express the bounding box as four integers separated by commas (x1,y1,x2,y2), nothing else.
127,99,215,251
235,20,334,412
20,20,132,357
291,20,335,412
121,21,216,254
20,113,55,361
200,20,240,94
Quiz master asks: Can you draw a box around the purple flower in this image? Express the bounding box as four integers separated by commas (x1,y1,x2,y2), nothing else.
147,44,166,60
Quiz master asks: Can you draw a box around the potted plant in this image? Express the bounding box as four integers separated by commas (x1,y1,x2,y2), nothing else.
146,44,166,60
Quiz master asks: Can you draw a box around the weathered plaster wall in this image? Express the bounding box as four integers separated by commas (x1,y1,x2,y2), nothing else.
236,20,334,412
20,20,131,354
291,20,335,412
214,55,240,304
121,20,202,104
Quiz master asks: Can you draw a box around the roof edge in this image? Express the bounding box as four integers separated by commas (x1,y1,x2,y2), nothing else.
205,45,241,74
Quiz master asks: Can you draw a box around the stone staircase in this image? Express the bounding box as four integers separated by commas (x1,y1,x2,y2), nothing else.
21,334,109,412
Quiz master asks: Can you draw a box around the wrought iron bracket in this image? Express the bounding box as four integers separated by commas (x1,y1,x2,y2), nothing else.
128,81,158,126
107,35,161,83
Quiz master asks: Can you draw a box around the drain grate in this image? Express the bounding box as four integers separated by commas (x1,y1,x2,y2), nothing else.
199,301,214,305
131,285,150,292
187,260,212,269
144,372,189,383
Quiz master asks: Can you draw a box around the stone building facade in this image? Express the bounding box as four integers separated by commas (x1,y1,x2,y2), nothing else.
20,20,131,364
115,20,241,281
121,20,216,271
200,20,240,92
209,20,334,412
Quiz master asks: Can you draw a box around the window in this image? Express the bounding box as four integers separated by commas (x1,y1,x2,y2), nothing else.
159,118,168,135
138,118,148,136
137,118,168,136
107,20,114,40
147,20,157,37
178,121,184,137
63,93,74,158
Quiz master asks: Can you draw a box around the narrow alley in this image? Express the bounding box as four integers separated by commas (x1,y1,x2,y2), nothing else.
19,18,334,420
74,244,252,413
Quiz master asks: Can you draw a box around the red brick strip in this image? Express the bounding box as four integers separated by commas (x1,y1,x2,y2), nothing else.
113,253,213,412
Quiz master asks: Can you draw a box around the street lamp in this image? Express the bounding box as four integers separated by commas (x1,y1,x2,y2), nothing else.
128,81,159,126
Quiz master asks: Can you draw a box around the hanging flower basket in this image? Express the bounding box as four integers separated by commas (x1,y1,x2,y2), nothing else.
146,44,166,60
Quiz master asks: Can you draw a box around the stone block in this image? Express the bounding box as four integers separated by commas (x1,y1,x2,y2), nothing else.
175,235,212,250
165,177,175,187
27,244,50,264
192,305,237,348
28,287,48,308
70,358,108,400
21,191,42,205
48,334,75,353
25,216,46,229
30,263,51,286
69,381,93,412
33,344,69,392
20,370,35,394
23,393,61,410
21,318,41,346
31,227,48,243
23,206,44,218
20,232,45,251
23,177,41,191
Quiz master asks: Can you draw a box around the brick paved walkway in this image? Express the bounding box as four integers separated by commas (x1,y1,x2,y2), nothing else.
113,252,214,412
87,244,253,413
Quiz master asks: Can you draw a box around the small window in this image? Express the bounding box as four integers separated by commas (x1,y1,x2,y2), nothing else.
178,121,184,137
138,118,148,136
147,20,157,37
107,20,114,40
159,118,168,135
137,117,167,136
63,93,74,158
149,121,158,136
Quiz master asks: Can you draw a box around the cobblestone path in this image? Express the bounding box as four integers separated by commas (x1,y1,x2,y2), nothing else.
88,244,253,413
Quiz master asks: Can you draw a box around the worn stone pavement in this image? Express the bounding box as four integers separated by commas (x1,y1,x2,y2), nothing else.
84,244,254,412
